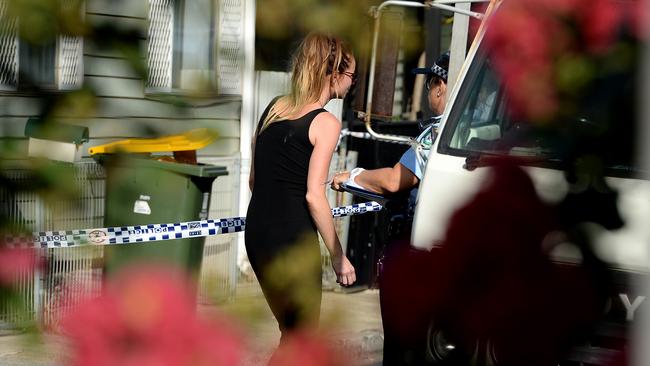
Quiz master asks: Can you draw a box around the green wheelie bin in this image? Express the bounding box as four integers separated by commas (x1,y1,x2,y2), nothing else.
90,129,228,280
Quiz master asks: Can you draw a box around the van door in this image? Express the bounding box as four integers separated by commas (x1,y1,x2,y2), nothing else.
412,43,650,274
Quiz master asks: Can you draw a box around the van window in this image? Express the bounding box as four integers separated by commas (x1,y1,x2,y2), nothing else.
448,55,504,152
440,48,640,177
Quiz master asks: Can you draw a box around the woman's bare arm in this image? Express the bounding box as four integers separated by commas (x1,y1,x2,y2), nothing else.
306,112,356,286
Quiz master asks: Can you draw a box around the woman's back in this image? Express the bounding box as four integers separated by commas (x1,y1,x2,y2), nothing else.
248,108,326,227
244,32,357,339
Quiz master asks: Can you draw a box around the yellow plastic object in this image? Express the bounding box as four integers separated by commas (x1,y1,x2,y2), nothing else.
88,128,218,155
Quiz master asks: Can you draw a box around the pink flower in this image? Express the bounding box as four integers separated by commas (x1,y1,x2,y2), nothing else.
0,247,39,286
578,0,622,53
485,0,568,120
429,160,605,364
62,265,245,366
628,0,650,40
484,0,638,122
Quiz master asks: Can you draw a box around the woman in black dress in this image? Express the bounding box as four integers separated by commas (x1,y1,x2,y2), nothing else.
245,33,357,340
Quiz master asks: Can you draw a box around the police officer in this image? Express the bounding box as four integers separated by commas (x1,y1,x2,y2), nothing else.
330,51,449,202
330,51,450,366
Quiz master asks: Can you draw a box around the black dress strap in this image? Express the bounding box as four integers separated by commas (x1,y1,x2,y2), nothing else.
256,95,282,137
301,108,328,122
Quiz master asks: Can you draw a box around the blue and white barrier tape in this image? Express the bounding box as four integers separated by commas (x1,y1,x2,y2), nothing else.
3,201,383,249
331,201,382,218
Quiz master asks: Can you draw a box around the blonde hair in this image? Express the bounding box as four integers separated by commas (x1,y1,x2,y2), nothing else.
261,33,353,131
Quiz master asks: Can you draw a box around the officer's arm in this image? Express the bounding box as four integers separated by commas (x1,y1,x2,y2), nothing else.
355,162,419,194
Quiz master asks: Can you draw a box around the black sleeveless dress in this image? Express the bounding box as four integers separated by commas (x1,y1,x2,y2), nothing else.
245,104,327,336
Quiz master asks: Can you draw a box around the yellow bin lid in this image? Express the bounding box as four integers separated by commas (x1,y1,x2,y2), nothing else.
88,128,218,155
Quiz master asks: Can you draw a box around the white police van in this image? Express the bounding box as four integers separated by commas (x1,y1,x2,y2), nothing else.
395,1,650,365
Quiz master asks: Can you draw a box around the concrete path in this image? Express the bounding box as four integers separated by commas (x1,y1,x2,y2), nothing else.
0,284,383,365
231,284,384,365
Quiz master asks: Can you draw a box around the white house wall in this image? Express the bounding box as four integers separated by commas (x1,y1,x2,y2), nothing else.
0,0,243,159
0,0,250,320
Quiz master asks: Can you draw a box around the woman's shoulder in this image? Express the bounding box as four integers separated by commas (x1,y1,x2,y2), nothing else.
312,110,341,127
309,110,341,143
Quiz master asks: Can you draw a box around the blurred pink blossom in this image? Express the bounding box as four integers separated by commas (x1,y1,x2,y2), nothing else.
62,265,244,366
0,247,39,285
577,0,622,53
485,0,638,121
628,0,650,39
428,161,605,364
484,0,566,120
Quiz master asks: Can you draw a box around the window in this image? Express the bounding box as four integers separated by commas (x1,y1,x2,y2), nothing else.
448,55,505,152
146,0,244,95
0,0,83,91
19,40,56,89
441,47,639,175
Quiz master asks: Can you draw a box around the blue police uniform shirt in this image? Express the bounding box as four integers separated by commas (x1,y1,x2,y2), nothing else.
399,118,438,180
398,117,440,210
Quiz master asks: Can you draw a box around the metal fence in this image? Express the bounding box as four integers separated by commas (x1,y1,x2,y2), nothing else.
197,156,239,303
0,158,239,327
0,162,104,327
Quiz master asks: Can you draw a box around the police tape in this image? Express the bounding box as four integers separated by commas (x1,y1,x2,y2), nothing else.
4,201,383,249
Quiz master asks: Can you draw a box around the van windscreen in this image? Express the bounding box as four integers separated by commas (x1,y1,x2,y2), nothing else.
440,49,640,176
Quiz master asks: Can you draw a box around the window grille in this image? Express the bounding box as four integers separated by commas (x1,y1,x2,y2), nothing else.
217,0,244,95
57,0,84,89
0,0,18,89
57,34,83,89
0,162,104,327
147,0,174,89
0,0,83,91
146,0,245,96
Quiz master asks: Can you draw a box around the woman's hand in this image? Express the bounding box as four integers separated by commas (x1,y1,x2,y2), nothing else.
330,171,350,191
331,254,356,286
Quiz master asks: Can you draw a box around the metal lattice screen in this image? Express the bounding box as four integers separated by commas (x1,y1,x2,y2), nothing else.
58,34,83,89
0,0,18,89
217,0,244,95
1,158,240,327
147,0,174,89
1,170,33,325
146,0,245,95
57,0,84,89
0,0,82,91
39,162,104,328
0,162,104,326
197,157,239,303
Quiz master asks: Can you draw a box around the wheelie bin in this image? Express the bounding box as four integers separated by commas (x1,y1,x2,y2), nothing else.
89,128,228,280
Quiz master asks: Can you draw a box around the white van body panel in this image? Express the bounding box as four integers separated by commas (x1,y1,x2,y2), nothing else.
591,177,650,271
411,153,488,250
413,149,650,272
412,153,570,251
